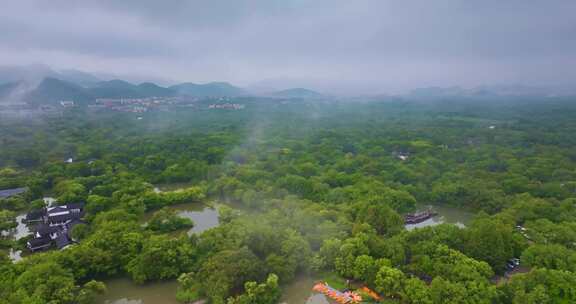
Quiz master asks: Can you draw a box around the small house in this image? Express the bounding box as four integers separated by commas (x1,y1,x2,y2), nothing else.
27,237,52,252
25,202,86,252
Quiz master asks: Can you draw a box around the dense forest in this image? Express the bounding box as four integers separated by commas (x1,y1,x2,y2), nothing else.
1,96,576,304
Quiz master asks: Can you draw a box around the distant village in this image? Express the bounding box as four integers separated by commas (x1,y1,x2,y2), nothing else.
0,96,249,117
72,96,246,113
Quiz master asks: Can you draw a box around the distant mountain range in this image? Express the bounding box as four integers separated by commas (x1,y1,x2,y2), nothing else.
408,85,576,98
6,65,571,105
0,65,325,105
19,78,251,105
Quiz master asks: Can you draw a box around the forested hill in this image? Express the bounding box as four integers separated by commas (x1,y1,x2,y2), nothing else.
1,97,576,303
1,77,249,105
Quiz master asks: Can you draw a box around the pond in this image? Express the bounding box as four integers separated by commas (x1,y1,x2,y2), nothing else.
169,203,220,235
96,278,179,304
404,204,475,231
154,183,195,192
279,275,334,304
143,202,220,235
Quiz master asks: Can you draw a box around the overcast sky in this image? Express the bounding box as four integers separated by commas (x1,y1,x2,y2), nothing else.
1,0,575,94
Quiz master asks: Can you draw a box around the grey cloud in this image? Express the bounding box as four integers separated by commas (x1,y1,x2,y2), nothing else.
48,0,290,29
0,0,575,93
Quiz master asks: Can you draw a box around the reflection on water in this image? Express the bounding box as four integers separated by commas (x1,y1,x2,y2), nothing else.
405,204,474,231
97,278,179,304
178,206,219,235
99,275,332,304
143,203,220,235
155,183,194,192
280,276,333,304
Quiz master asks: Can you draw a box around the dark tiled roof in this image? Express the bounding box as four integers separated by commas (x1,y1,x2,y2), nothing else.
47,206,69,214
0,187,27,199
66,203,85,210
27,237,52,248
55,232,71,249
35,223,60,236
26,209,45,221
48,212,81,224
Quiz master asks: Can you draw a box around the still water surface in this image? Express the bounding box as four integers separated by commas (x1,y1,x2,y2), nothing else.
99,276,333,304
97,278,179,304
279,276,333,304
142,202,220,235
404,204,475,230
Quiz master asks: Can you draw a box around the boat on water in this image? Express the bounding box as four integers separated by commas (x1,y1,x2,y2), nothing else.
404,210,438,224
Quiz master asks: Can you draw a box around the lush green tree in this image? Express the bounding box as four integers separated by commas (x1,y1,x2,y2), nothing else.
147,207,194,233
355,202,403,236
374,265,406,298
13,262,76,304
226,274,281,304
521,244,576,272
462,217,517,272
196,247,265,304
127,235,196,283
0,210,17,232
76,280,107,304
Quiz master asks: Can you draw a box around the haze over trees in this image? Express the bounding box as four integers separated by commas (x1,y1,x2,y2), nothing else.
0,94,576,304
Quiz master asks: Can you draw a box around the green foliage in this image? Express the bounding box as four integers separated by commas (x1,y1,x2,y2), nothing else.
13,262,76,304
54,180,87,204
127,235,196,283
226,274,281,304
195,247,265,303
521,244,576,272
462,217,518,272
0,210,17,232
374,265,406,298
1,97,576,303
147,207,194,233
499,268,576,303
355,202,403,236
76,280,106,304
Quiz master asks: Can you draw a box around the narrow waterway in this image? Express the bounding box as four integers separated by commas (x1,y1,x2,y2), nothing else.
404,204,475,231
100,200,473,303
279,276,333,304
171,204,219,235
96,278,179,304
99,275,333,304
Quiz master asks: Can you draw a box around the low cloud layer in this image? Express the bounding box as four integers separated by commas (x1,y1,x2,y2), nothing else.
1,0,575,94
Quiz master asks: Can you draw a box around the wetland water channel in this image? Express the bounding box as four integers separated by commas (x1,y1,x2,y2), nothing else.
98,204,474,304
